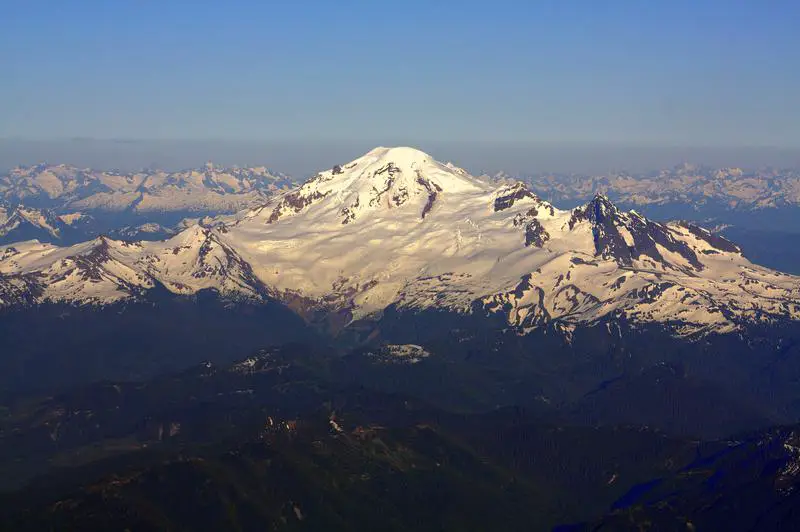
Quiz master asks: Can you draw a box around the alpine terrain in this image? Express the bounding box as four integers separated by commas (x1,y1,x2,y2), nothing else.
520,164,800,275
1,147,797,337
0,163,296,245
2,149,800,530
0,162,293,213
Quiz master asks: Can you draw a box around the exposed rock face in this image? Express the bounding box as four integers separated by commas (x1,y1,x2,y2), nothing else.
267,190,330,223
568,195,703,270
494,182,537,212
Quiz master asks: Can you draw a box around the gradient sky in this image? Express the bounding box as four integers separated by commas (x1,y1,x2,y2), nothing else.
1,0,799,147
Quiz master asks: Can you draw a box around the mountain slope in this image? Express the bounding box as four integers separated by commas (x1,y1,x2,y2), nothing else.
0,347,704,530
0,147,798,337
0,225,270,307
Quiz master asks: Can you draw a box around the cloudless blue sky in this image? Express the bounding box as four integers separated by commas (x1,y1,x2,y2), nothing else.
1,0,799,147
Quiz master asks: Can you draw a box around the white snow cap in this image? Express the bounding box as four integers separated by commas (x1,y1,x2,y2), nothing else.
338,145,487,193
366,146,430,161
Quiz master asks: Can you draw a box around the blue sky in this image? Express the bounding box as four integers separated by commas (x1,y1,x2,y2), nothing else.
1,0,798,147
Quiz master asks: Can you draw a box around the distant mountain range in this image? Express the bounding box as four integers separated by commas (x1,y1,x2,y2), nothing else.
521,163,800,210
0,162,294,213
0,163,296,245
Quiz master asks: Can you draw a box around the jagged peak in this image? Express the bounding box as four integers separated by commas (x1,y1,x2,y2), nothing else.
584,193,621,222
561,195,708,269
589,192,615,205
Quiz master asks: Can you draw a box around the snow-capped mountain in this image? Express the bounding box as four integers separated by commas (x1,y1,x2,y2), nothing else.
0,225,268,307
0,204,188,246
524,164,800,210
0,162,295,214
0,205,96,244
1,147,798,337
0,205,62,240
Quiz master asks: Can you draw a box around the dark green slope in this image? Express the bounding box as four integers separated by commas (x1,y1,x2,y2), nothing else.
0,347,704,531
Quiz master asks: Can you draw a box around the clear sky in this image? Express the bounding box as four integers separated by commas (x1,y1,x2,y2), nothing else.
1,0,799,148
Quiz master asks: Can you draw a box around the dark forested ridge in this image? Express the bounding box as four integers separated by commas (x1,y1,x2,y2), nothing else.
2,346,800,531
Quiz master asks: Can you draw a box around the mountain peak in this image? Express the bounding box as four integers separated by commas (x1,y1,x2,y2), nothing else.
263,147,488,224
365,146,432,165
587,193,619,221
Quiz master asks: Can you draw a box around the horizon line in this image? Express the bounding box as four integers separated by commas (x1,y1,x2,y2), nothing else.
1,137,799,151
